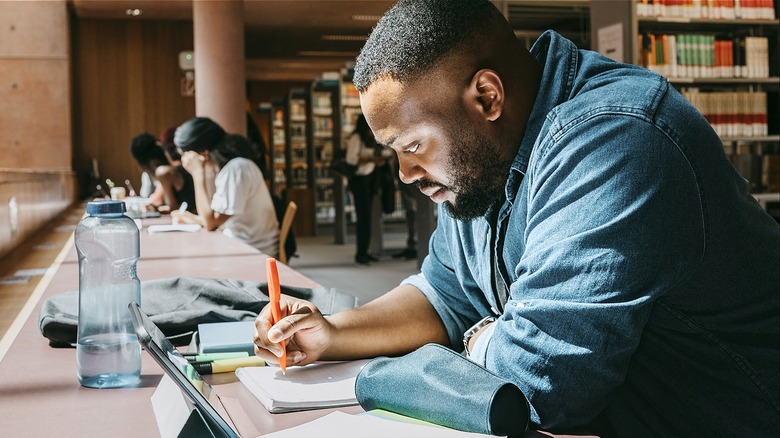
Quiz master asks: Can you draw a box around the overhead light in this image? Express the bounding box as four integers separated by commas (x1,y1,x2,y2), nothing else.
351,14,381,21
125,8,142,16
321,35,367,41
298,51,359,57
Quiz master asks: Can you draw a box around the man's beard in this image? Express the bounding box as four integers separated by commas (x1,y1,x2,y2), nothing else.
417,125,511,221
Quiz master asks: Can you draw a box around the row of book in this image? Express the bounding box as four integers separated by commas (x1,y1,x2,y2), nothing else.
637,0,777,20
725,143,780,193
310,92,333,113
341,82,360,107
288,99,306,120
639,34,771,78
681,88,769,138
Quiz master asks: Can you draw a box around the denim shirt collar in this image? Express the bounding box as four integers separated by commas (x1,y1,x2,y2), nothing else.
506,31,579,205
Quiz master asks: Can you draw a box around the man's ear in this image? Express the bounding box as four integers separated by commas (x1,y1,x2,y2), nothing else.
466,69,504,122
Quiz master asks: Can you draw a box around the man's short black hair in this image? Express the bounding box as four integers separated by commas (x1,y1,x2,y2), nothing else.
130,132,167,167
353,0,503,92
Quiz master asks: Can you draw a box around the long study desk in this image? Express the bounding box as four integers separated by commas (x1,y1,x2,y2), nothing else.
0,216,582,437
0,218,360,437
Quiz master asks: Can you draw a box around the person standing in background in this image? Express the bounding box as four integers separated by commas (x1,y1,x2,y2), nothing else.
173,117,279,257
129,132,196,213
346,114,388,265
392,173,419,260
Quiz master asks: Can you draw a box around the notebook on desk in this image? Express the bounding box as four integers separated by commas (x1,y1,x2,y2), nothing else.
236,359,370,413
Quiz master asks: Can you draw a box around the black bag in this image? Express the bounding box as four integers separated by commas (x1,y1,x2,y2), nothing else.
329,149,357,178
39,277,359,348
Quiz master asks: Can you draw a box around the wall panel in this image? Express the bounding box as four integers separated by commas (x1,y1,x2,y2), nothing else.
73,19,195,197
0,0,71,170
0,170,76,259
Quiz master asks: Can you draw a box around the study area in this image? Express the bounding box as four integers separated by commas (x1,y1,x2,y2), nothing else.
1,1,778,437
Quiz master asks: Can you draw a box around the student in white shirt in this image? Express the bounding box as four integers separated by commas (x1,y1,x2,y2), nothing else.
172,117,279,257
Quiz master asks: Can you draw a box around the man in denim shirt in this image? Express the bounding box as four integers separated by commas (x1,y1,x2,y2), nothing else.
254,0,779,435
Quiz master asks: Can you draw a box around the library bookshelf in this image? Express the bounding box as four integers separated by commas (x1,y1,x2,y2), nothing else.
592,0,779,218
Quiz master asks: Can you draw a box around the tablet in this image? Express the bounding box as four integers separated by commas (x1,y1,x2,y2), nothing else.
129,301,240,438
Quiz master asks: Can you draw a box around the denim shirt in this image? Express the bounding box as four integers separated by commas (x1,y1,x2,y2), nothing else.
402,31,779,436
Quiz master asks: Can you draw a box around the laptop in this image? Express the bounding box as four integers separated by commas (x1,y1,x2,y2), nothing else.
129,301,241,438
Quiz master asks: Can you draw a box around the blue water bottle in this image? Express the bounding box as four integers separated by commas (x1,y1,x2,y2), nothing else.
75,200,141,388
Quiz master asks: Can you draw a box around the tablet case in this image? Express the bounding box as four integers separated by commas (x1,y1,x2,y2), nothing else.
355,343,530,437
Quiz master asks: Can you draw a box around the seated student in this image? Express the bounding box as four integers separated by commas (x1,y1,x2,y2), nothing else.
159,126,182,166
173,117,280,257
129,132,196,213
254,1,779,436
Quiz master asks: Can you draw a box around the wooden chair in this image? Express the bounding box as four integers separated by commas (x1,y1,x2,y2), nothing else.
278,201,297,264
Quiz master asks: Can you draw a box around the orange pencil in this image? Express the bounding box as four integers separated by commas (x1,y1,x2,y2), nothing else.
266,257,287,374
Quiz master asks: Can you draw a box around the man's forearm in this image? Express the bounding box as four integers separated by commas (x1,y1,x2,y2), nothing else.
323,284,449,360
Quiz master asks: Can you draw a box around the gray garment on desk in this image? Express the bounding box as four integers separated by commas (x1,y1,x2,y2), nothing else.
38,277,358,347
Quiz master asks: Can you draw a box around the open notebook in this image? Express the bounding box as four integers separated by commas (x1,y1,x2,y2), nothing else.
236,359,370,413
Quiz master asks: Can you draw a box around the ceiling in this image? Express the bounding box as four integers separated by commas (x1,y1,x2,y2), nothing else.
69,0,590,82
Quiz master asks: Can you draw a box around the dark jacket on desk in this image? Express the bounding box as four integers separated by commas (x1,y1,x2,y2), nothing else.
38,277,357,347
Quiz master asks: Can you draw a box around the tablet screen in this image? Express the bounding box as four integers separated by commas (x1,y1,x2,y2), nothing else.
129,301,240,438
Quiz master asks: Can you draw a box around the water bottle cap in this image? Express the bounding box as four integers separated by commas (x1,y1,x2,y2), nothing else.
86,200,126,215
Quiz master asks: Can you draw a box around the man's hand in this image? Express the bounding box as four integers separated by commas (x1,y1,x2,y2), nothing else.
253,295,333,368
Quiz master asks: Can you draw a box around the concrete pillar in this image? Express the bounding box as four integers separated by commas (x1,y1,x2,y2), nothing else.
192,0,246,135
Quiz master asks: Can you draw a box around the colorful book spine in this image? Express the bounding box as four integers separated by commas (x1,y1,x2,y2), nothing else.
682,88,768,138
639,33,769,79
637,0,776,19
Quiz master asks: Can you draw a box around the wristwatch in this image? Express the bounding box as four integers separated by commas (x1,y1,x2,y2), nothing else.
463,315,497,356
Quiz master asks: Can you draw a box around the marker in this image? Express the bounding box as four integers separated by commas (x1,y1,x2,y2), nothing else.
178,201,188,214
266,258,287,374
189,355,265,375
181,352,249,363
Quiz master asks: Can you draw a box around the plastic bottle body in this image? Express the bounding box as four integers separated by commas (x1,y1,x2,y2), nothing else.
75,201,141,388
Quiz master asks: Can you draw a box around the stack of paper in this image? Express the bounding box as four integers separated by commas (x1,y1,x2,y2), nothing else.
258,411,497,437
235,360,370,413
147,223,202,233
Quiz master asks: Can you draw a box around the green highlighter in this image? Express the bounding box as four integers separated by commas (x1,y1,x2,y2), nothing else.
182,352,250,363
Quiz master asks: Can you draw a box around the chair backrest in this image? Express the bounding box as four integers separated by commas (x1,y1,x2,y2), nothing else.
278,201,297,264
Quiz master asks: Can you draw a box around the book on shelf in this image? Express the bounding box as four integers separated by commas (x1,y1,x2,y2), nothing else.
636,0,776,20
681,88,768,138
639,33,770,79
235,359,371,413
341,82,360,106
723,142,779,194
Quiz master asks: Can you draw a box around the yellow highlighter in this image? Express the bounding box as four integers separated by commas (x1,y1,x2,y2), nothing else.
190,355,265,375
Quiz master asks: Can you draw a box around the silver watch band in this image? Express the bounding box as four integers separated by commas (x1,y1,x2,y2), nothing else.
463,315,497,356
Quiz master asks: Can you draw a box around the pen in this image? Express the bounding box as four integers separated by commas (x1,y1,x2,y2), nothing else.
182,352,249,362
189,355,265,375
178,201,188,214
266,257,287,374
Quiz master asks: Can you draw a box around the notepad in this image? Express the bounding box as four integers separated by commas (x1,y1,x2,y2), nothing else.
198,321,256,355
147,223,202,233
235,360,370,413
